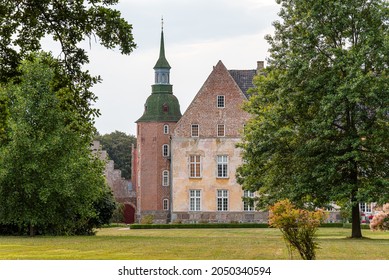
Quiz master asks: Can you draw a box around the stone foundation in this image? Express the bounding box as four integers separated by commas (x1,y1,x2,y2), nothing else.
172,211,269,224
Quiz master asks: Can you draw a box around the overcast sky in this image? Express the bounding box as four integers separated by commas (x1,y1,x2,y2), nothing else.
84,0,281,135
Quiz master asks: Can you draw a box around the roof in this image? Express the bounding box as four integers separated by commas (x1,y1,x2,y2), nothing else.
154,30,171,69
228,69,256,98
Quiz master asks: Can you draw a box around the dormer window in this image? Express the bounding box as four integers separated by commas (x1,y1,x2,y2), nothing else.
217,95,225,108
162,103,169,113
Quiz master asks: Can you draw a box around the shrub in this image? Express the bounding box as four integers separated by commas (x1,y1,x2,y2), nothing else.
268,199,326,260
140,214,154,225
370,203,389,231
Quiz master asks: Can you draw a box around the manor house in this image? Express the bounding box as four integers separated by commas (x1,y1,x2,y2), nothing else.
132,28,267,224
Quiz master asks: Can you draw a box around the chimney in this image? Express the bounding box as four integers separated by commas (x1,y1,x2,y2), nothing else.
257,61,264,74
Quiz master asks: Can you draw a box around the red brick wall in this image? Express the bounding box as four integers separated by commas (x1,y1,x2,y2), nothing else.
136,122,176,215
174,61,251,138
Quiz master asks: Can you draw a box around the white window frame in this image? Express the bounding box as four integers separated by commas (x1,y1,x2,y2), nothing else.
243,190,255,211
162,144,169,157
217,189,228,211
189,190,201,211
217,124,225,137
163,199,169,210
217,95,225,108
189,155,201,178
191,124,199,137
163,124,169,134
360,202,372,213
162,170,169,186
217,155,228,178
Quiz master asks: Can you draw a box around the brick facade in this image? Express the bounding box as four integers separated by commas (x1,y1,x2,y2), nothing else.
135,122,177,223
171,61,259,223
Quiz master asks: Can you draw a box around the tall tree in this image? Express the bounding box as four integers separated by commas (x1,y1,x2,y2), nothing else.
0,54,113,235
0,0,136,135
237,0,388,238
95,131,136,179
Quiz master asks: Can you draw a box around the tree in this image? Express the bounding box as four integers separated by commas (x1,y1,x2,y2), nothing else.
237,0,389,238
0,0,136,135
0,54,113,235
95,131,136,179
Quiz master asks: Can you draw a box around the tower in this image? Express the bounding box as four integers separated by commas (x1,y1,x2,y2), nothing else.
135,23,182,223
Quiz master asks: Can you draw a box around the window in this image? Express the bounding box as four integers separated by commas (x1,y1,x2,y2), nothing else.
162,144,169,157
217,95,225,108
190,190,201,211
360,203,372,213
162,170,169,186
163,199,169,210
217,190,228,211
191,124,199,137
243,190,255,211
163,124,169,134
189,155,201,178
217,155,228,178
217,124,225,137
162,103,169,113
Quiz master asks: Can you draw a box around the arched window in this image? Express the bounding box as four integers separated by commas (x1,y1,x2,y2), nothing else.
162,144,169,157
162,170,169,186
163,124,169,134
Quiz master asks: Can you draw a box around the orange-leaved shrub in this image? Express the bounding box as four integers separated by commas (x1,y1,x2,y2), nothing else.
269,199,326,260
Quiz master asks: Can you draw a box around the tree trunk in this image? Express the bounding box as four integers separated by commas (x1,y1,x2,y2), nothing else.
351,192,362,238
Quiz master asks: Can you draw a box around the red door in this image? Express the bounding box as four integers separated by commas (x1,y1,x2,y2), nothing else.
123,204,135,224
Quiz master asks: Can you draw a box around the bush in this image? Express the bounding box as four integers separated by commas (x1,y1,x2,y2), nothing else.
140,214,154,225
269,199,326,260
370,203,389,231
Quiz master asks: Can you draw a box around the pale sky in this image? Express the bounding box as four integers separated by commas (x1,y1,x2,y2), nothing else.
84,0,281,135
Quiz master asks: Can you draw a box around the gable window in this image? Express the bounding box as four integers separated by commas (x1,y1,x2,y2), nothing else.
189,190,201,211
162,144,169,157
243,190,255,211
163,199,169,210
217,189,228,211
162,170,169,186
217,124,225,137
217,95,225,108
191,124,199,137
189,155,201,178
217,155,228,178
163,124,169,134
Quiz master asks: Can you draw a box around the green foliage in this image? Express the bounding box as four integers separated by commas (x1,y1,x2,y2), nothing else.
140,215,155,225
0,54,111,235
110,203,125,223
269,200,326,260
0,0,136,135
95,131,136,179
237,0,389,239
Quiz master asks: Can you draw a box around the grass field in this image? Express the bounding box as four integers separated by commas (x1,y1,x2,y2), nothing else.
0,227,388,260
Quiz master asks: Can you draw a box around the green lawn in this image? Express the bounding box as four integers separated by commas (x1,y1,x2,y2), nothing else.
0,227,388,260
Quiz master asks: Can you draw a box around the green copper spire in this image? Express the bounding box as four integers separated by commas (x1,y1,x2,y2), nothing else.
136,21,181,123
154,20,171,70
